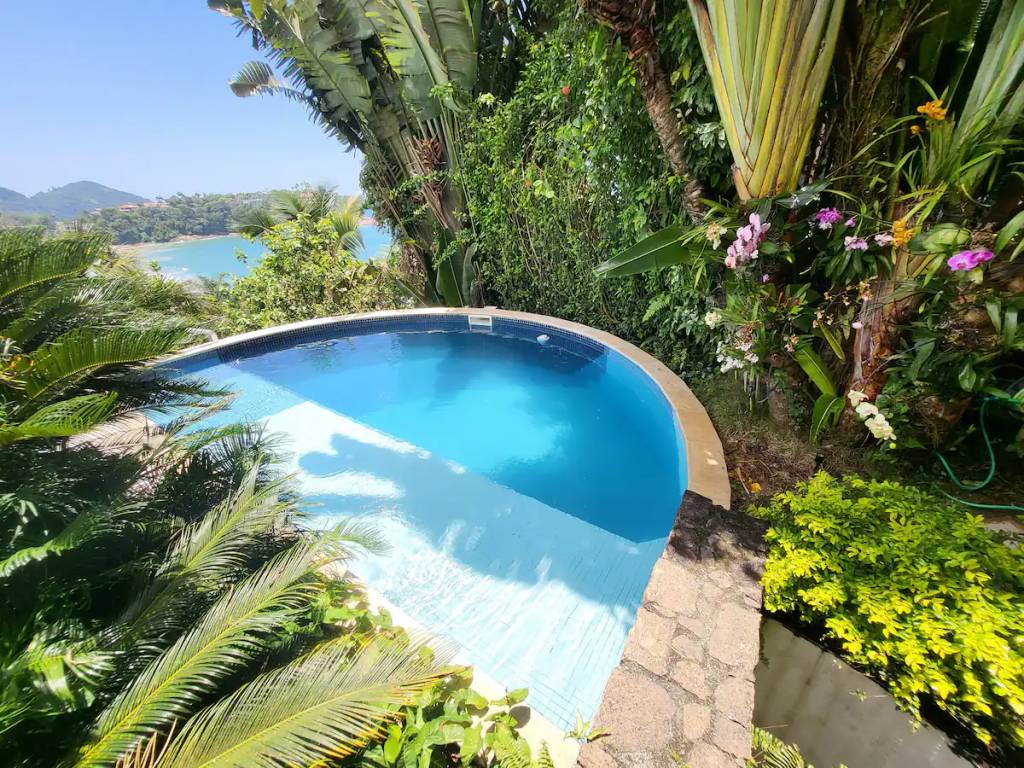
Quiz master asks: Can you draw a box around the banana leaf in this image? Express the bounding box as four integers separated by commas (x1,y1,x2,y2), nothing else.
595,224,702,277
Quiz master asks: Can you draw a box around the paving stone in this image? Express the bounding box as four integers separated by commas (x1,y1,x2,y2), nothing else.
669,660,709,699
681,703,711,741
709,603,761,669
587,492,765,768
671,632,704,661
623,607,675,676
688,742,740,768
644,558,699,617
593,669,677,753
679,614,711,639
714,676,755,724
575,743,617,768
713,716,752,759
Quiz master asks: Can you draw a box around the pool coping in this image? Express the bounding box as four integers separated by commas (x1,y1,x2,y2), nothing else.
165,307,731,509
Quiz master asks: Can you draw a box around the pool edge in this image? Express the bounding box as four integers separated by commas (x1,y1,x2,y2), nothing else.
162,307,731,510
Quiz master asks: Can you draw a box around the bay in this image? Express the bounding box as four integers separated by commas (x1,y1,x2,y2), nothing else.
139,223,392,281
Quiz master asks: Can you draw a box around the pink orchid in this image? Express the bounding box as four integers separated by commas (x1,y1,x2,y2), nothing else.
948,249,995,271
814,208,842,230
844,236,868,251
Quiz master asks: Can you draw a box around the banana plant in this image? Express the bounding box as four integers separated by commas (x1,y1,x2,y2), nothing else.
214,0,494,306
595,0,846,277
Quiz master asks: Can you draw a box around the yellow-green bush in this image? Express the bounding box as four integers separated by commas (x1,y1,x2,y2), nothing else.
754,473,1024,754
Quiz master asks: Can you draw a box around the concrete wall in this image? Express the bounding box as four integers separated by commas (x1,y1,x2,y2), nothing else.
753,619,973,768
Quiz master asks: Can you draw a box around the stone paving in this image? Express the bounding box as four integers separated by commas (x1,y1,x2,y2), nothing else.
576,492,766,768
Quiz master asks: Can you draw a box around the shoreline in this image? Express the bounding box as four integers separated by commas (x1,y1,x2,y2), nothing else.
113,232,238,259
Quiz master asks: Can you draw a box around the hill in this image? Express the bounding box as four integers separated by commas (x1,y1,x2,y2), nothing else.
0,181,147,219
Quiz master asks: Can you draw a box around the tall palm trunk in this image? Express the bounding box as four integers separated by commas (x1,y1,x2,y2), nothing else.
583,0,705,220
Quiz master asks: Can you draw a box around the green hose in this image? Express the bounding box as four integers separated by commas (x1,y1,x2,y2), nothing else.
933,397,1024,513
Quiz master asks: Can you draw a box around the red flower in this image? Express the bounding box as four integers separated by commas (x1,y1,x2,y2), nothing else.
561,85,570,97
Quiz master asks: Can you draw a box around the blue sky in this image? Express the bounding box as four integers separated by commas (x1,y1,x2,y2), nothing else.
0,2,362,199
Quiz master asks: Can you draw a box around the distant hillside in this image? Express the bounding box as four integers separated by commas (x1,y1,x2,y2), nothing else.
0,181,147,220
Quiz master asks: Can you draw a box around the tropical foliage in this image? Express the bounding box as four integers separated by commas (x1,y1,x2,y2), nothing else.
213,0,535,307
0,229,549,768
215,189,405,333
591,0,1024,459
755,473,1024,756
86,192,271,244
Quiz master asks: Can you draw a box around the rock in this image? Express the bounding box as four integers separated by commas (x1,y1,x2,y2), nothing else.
644,558,699,617
670,660,710,699
671,632,704,662
688,742,740,768
709,604,761,670
681,703,711,741
576,743,618,768
624,608,675,676
593,669,677,752
713,716,752,759
714,676,755,724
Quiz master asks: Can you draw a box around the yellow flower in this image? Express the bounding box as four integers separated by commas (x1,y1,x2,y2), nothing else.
750,482,762,493
892,218,915,248
916,99,947,121
910,124,922,136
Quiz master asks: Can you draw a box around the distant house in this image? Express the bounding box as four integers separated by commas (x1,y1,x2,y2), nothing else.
142,200,166,208
118,203,140,212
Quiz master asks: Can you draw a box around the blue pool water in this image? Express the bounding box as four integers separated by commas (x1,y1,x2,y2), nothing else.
170,321,686,728
142,224,391,280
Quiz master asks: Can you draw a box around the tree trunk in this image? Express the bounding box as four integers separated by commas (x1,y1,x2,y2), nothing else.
583,0,705,220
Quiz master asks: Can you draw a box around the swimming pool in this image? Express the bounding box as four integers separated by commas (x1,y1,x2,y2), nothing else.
164,311,703,731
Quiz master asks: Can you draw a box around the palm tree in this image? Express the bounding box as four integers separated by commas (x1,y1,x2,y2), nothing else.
236,185,365,257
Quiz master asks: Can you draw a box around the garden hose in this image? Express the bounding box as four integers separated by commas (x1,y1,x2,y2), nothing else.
933,396,1024,513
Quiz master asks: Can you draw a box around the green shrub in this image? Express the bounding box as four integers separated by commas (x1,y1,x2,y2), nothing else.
754,472,1024,754
460,2,731,377
218,213,403,333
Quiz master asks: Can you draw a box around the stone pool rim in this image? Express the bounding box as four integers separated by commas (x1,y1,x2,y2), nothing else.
161,307,730,509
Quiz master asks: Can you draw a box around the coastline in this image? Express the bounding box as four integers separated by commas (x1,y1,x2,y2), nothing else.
113,232,238,260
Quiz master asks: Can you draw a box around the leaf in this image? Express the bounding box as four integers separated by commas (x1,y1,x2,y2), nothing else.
792,345,837,396
958,360,977,392
816,324,845,362
908,340,935,381
504,687,529,706
595,225,698,277
384,724,403,763
459,725,482,765
0,392,118,447
155,636,452,768
810,394,844,443
74,537,342,766
994,210,1024,255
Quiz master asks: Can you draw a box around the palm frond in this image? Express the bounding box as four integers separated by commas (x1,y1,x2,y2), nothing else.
228,60,312,105
15,327,191,406
155,635,453,768
75,535,341,767
0,231,108,308
0,392,119,447
0,502,128,580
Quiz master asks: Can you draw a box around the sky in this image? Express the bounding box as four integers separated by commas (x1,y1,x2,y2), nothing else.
0,1,362,199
